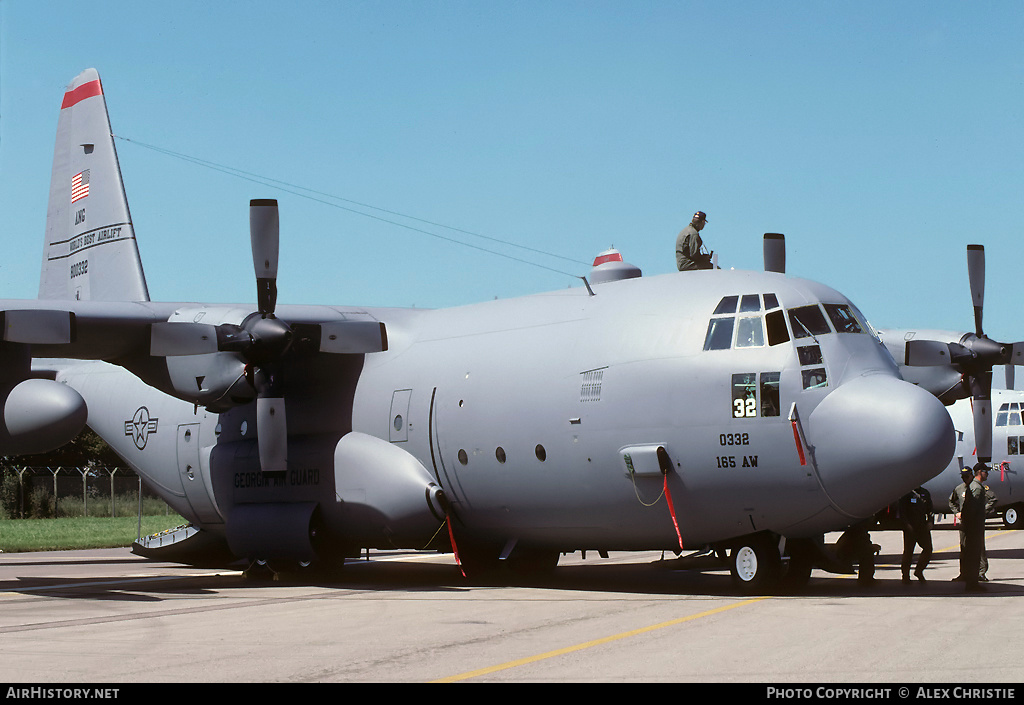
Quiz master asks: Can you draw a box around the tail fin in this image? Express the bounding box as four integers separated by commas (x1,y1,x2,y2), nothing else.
39,69,149,302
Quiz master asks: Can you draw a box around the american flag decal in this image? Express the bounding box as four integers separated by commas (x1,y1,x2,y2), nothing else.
71,169,90,203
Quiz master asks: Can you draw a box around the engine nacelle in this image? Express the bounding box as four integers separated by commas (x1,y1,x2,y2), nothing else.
226,502,322,563
165,352,255,411
333,431,448,548
1,378,88,455
158,306,258,411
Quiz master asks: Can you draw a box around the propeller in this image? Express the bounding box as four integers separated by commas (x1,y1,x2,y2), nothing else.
248,199,288,473
904,244,1024,463
150,199,388,473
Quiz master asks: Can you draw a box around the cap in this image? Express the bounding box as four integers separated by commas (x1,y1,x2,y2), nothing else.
693,211,708,222
974,462,990,473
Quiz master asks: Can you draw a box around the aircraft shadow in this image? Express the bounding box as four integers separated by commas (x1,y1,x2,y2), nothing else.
6,545,1024,601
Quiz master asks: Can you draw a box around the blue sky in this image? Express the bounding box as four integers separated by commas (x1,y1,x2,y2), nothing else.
1,1,1022,344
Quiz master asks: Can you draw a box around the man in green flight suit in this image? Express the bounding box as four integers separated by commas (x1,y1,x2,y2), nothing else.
959,463,995,592
949,463,997,587
676,211,713,271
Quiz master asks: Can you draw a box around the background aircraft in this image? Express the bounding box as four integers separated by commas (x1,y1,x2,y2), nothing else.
913,390,1024,528
0,70,956,593
769,218,1024,528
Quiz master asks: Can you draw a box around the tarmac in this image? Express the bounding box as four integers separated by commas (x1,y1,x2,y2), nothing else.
1,518,1022,684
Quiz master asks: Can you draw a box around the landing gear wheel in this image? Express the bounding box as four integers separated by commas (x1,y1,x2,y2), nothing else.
779,540,814,591
505,548,560,578
454,541,503,580
730,536,781,594
1004,504,1023,530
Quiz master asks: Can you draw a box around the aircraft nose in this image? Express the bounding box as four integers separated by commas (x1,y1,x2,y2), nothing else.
805,374,955,518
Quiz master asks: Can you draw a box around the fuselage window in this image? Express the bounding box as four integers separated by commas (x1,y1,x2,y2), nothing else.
732,373,757,418
739,294,761,313
802,367,828,390
714,296,739,315
763,293,780,310
789,305,831,339
704,317,735,351
760,372,781,417
735,316,765,348
1012,407,1022,426
765,309,789,346
997,403,1009,427
824,304,865,334
1009,437,1019,455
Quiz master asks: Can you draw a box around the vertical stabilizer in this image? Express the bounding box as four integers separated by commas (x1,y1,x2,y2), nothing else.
39,69,149,302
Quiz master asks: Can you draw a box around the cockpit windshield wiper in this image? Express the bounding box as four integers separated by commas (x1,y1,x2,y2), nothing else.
791,312,820,344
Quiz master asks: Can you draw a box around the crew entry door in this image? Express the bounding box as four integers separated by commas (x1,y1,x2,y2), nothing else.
177,423,220,524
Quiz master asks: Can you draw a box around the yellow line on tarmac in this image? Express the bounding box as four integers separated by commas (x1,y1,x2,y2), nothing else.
432,595,770,683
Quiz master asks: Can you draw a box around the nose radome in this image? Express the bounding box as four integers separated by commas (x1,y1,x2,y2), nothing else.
805,374,955,519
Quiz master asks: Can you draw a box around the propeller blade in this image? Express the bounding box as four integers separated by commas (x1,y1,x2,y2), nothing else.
312,321,389,354
256,396,288,473
905,340,973,367
974,397,993,464
968,367,994,463
150,322,219,356
250,199,280,317
1009,342,1024,366
1007,365,1015,391
763,233,785,274
0,309,74,345
967,244,985,336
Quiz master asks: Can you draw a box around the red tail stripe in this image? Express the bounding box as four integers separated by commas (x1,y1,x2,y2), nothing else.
62,80,103,109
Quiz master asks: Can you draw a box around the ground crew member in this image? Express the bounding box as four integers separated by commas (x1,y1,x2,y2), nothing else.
950,464,997,585
949,467,973,582
836,518,878,585
676,211,713,271
899,486,933,582
961,463,992,592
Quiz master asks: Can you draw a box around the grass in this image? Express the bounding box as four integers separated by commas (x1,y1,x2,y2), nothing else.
0,514,187,553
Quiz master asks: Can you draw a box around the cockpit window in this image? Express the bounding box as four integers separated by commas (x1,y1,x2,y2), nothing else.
798,345,823,365
739,294,761,313
735,317,765,348
705,294,783,351
703,318,735,351
823,304,865,334
765,310,789,346
714,296,739,315
761,372,781,416
802,367,828,389
732,373,757,418
788,305,831,339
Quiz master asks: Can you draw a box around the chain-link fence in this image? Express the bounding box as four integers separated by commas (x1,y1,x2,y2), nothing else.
0,464,173,520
